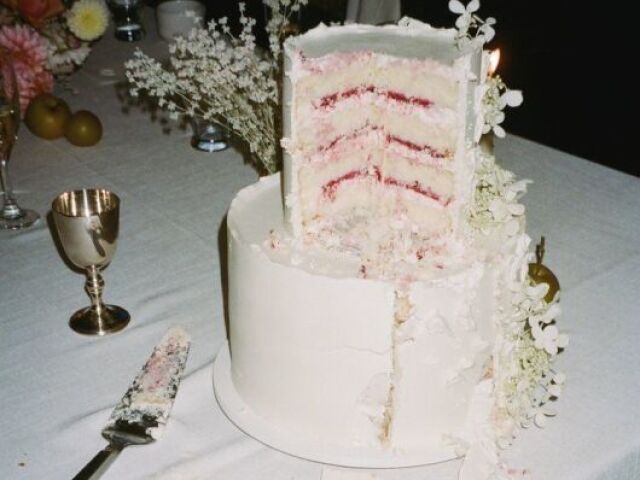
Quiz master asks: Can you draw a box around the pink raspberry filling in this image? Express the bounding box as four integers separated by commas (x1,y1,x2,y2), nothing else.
317,86,434,109
321,166,451,206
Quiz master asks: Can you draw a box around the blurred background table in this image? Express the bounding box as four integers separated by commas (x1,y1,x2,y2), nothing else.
1,7,639,480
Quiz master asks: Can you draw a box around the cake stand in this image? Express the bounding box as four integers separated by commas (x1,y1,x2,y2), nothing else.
212,341,460,468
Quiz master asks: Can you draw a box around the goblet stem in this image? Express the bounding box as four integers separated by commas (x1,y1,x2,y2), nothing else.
85,266,107,316
0,158,22,219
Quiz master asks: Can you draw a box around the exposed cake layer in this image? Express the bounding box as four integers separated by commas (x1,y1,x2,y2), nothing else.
287,56,461,256
283,22,483,255
291,51,459,110
292,106,457,260
228,176,512,454
293,101,457,163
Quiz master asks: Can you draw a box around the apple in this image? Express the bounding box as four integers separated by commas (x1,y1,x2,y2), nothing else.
65,110,103,147
19,0,49,19
24,93,71,140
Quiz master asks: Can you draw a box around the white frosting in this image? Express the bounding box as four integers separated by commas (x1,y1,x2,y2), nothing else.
227,175,517,454
226,18,545,478
321,468,378,480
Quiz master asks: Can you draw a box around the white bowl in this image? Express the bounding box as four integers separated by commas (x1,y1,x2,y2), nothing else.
156,0,205,41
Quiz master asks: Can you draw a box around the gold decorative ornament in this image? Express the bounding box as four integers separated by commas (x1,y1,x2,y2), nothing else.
528,236,560,303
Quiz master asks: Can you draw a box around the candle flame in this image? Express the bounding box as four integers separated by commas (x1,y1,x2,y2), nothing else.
488,49,501,76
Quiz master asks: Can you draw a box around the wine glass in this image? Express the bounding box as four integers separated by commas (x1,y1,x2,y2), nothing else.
107,0,145,42
52,188,130,335
0,49,40,230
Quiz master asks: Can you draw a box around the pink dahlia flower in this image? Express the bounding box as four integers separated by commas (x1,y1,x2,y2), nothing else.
0,24,53,114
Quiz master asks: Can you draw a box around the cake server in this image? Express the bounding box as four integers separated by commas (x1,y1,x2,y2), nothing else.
73,326,191,480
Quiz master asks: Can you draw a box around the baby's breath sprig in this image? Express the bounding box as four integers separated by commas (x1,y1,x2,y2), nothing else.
125,0,307,174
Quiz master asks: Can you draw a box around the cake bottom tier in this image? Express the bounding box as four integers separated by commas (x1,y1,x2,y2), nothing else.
227,174,507,458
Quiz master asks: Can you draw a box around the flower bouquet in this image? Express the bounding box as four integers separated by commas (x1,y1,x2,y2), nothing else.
126,0,308,174
0,0,109,113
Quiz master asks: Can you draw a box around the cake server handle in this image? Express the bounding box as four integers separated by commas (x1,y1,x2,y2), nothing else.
72,443,123,480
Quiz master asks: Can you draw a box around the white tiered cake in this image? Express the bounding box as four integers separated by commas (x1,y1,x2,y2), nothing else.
222,7,565,480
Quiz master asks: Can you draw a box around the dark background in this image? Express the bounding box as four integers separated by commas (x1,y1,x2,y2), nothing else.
203,0,636,177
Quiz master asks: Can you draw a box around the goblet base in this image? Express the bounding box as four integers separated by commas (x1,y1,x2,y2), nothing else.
190,117,229,153
0,208,40,230
70,304,130,336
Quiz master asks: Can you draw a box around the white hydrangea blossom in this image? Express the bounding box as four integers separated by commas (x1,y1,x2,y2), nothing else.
449,0,496,48
493,254,568,444
482,76,524,138
466,152,567,445
450,1,522,137
125,0,307,173
468,153,530,235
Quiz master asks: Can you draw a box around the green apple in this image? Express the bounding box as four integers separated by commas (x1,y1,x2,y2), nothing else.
65,110,103,147
24,93,71,140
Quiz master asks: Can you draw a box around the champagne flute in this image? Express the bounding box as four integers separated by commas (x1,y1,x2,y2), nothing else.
0,49,40,230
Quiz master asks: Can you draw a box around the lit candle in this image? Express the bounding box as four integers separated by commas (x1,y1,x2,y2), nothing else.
488,48,501,77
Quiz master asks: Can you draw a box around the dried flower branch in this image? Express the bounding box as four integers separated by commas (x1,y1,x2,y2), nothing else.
125,0,308,174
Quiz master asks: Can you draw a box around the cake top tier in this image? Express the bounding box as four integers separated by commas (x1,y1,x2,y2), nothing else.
284,18,477,65
282,19,486,158
279,13,522,279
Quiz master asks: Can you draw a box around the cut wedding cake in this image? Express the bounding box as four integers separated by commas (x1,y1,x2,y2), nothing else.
224,3,566,479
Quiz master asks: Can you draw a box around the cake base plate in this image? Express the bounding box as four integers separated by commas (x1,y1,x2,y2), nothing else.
212,341,460,468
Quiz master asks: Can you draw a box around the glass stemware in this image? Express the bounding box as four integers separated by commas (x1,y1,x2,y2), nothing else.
107,0,145,42
190,116,229,153
0,50,40,230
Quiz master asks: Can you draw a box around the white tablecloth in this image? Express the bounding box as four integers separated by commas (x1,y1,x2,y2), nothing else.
1,10,640,480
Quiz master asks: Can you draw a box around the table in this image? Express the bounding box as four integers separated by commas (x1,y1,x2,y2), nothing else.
2,9,640,480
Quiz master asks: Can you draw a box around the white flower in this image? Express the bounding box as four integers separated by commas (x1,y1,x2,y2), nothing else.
449,0,478,35
124,0,306,174
449,0,495,47
48,45,91,70
67,0,110,41
531,404,557,427
499,89,524,109
491,263,568,434
553,371,566,385
449,0,480,16
533,325,569,356
467,154,529,235
482,76,523,138
478,16,496,43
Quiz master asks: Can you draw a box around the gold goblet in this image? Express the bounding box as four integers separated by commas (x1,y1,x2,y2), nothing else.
52,189,130,335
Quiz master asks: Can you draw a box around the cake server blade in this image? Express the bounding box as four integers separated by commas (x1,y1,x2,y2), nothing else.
72,326,191,480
